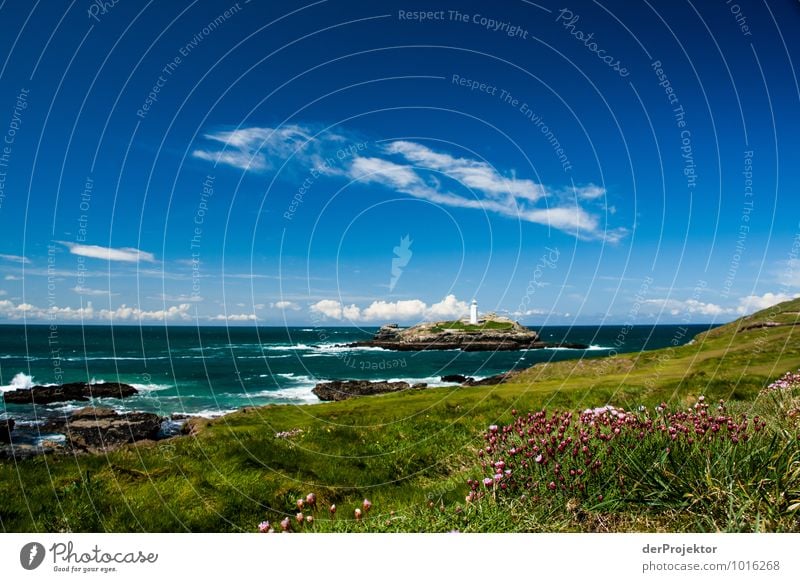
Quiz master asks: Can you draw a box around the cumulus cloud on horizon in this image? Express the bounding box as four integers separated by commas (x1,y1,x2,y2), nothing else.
642,291,800,318
0,299,192,322
309,294,470,322
192,123,626,243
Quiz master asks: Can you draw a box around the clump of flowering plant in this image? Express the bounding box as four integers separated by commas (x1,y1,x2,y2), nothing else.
467,397,766,506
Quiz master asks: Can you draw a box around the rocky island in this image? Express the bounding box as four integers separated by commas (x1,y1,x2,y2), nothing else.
346,314,589,352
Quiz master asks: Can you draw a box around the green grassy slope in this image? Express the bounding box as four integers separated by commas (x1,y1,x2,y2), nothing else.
1,299,799,532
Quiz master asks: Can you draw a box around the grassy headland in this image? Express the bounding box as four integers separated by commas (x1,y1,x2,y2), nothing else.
2,300,800,532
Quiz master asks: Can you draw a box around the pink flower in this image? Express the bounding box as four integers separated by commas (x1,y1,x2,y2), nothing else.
305,493,316,506
296,512,304,523
258,521,270,533
535,454,544,464
362,498,372,512
280,517,290,531
329,504,336,515
354,508,363,520
482,477,494,487
296,499,304,510
548,481,556,490
306,515,314,524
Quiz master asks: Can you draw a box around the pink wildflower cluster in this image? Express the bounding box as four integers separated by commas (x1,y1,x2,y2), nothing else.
466,398,765,503
763,369,800,392
257,494,373,532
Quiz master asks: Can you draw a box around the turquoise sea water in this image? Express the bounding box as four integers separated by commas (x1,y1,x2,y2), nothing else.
0,323,715,421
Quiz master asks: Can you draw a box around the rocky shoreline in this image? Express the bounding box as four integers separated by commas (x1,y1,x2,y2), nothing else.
0,381,192,459
0,369,525,457
311,370,522,402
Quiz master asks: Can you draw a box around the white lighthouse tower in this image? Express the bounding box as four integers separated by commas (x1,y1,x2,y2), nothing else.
469,299,479,325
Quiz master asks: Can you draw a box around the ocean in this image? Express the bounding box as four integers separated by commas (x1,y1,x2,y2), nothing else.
0,323,715,422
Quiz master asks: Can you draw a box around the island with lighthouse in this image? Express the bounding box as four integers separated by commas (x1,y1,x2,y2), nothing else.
345,300,590,352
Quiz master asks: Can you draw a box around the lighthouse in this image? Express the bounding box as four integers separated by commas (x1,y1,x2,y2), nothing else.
469,299,478,325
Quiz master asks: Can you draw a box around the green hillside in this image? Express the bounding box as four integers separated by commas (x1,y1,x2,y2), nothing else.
1,299,799,532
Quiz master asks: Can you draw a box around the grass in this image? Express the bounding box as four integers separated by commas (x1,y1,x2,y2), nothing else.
1,299,800,532
431,320,516,333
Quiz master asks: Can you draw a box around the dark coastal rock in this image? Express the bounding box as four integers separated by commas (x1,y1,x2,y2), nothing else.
463,370,523,387
312,380,425,402
2,381,139,405
441,374,471,383
0,419,14,443
56,407,162,452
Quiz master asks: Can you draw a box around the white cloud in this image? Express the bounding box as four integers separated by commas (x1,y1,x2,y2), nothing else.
0,299,191,322
385,140,546,201
209,313,257,322
73,286,118,297
60,242,156,263
736,292,800,315
272,300,301,310
152,293,203,302
309,294,469,322
97,303,192,321
342,304,362,319
360,299,427,321
0,254,30,264
425,295,470,319
192,124,349,174
193,123,626,243
644,298,732,317
310,299,350,319
570,184,606,200
4,275,22,281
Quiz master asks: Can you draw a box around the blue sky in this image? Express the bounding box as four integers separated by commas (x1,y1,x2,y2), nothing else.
0,0,798,326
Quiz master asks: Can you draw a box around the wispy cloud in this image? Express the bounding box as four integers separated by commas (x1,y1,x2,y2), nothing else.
193,123,626,243
73,285,119,297
192,124,349,174
0,254,30,264
60,242,156,263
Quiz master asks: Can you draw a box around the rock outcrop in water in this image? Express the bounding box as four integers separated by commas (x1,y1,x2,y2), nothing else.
312,380,427,402
347,316,588,351
2,381,139,405
54,407,162,452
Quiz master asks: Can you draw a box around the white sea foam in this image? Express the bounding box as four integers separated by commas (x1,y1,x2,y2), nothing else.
0,372,35,392
251,386,319,403
266,343,315,351
184,409,239,419
130,383,172,392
